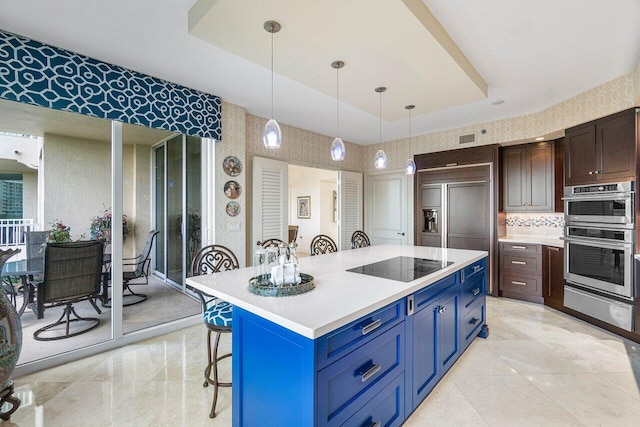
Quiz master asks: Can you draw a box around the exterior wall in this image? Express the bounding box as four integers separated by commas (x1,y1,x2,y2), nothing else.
132,144,152,258
42,133,141,257
363,68,639,172
22,171,37,223
216,102,247,266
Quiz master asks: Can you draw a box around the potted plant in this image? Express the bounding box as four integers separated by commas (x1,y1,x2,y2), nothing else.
89,207,130,244
46,220,72,243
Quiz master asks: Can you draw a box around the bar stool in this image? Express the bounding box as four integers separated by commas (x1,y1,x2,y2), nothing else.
190,244,239,418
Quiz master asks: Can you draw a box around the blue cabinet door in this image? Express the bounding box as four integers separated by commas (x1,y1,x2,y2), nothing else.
409,282,462,412
437,287,460,374
411,297,439,405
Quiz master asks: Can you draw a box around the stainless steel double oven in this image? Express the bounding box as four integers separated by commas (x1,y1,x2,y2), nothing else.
563,181,636,331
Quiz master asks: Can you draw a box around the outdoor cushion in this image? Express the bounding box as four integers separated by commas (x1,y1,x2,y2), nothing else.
203,301,233,327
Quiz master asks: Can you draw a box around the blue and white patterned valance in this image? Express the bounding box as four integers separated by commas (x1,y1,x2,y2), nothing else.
0,30,222,139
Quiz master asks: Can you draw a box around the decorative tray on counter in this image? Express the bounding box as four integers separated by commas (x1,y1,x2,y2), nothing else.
248,273,315,297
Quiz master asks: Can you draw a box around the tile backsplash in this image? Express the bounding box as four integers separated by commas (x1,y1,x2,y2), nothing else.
506,213,564,238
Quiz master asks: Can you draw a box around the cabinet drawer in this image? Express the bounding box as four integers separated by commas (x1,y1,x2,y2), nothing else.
461,258,485,283
500,272,541,296
317,300,404,369
414,273,457,311
462,299,485,349
500,253,541,274
499,242,541,254
317,323,405,426
461,275,484,311
341,373,404,427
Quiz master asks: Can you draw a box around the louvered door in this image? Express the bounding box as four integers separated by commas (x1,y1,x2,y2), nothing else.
252,156,288,246
338,171,363,250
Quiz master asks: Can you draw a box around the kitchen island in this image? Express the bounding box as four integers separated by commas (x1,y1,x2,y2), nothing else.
186,245,488,426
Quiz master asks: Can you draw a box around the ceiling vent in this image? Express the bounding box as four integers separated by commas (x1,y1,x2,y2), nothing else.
458,133,476,144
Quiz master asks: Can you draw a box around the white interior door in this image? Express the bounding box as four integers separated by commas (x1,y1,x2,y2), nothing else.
252,156,288,246
338,170,363,250
366,171,408,245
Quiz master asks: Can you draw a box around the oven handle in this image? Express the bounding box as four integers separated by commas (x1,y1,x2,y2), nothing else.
563,236,633,250
562,192,634,201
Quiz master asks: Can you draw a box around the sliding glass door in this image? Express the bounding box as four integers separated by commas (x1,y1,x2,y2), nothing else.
153,135,202,289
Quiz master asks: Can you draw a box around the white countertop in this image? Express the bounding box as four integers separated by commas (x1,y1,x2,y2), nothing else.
186,245,487,339
499,236,564,248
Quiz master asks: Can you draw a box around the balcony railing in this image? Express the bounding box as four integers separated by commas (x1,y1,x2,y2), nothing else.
0,219,35,246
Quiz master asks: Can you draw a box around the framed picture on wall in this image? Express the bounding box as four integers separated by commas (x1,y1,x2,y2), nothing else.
297,196,311,219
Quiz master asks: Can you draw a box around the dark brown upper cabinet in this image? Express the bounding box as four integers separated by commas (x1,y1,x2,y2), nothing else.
565,109,637,186
503,142,554,212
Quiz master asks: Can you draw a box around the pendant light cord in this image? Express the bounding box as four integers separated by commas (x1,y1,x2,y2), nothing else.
336,67,340,137
379,92,382,143
270,30,274,119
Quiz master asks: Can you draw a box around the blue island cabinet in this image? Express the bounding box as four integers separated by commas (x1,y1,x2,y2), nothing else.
231,257,487,426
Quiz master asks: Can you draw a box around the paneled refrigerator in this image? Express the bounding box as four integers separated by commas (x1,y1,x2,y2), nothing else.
416,164,494,290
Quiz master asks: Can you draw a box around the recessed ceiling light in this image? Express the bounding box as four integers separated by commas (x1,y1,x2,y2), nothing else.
491,100,505,105
535,137,544,141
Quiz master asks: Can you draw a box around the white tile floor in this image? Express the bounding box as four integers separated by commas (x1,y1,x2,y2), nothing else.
6,296,640,426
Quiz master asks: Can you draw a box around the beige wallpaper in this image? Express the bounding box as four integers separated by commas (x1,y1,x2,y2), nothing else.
246,114,364,173
215,102,247,266
364,67,639,172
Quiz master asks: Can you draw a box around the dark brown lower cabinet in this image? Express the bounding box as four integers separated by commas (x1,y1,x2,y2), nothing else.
542,246,564,310
499,242,543,304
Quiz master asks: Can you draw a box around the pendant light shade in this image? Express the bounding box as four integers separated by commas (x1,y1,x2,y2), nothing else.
263,118,282,149
374,87,387,170
330,60,346,161
405,104,416,175
263,21,282,149
331,137,345,161
375,149,388,169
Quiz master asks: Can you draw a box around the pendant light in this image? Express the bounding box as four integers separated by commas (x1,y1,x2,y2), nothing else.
405,105,416,175
374,87,387,169
330,60,346,161
263,21,282,149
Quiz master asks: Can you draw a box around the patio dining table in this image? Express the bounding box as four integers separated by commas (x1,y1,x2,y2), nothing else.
1,259,40,317
1,254,112,318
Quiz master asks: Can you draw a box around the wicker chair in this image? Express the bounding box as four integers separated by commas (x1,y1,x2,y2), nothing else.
257,238,285,249
121,229,159,306
190,244,239,418
33,240,104,341
350,230,371,249
310,234,337,255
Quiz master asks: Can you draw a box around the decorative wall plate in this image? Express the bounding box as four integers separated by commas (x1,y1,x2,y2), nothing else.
226,201,240,217
223,156,242,176
224,180,241,199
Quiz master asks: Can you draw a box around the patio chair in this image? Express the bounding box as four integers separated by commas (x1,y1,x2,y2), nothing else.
190,244,239,418
33,240,104,341
121,229,159,306
310,234,337,255
350,230,371,249
25,230,48,276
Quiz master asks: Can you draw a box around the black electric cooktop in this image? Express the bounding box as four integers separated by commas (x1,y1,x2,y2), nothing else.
347,256,453,282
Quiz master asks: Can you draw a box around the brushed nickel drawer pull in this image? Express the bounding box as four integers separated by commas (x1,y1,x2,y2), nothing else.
472,265,482,273
511,260,527,265
437,306,447,314
362,319,382,335
472,288,481,296
360,363,382,382
548,247,560,252
511,245,527,250
512,280,527,286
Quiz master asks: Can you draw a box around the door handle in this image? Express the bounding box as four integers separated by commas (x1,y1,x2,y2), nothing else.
397,232,405,236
